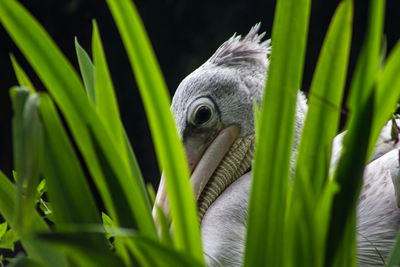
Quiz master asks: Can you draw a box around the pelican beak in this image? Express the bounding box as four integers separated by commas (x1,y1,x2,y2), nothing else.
188,125,241,200
153,125,240,223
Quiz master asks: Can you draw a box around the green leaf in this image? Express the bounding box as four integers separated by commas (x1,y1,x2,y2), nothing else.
102,212,114,240
244,0,311,265
0,172,19,228
10,88,29,184
92,21,124,150
91,22,150,212
10,54,35,92
326,88,375,267
38,93,109,249
0,171,68,267
294,0,353,193
286,2,353,265
347,0,385,116
36,179,46,199
314,180,339,265
131,236,203,267
373,40,400,143
0,227,18,251
0,0,156,238
325,0,385,265
156,206,173,246
332,213,357,267
0,223,6,239
105,0,202,260
123,130,150,212
38,232,124,267
7,256,44,267
75,37,96,103
146,183,156,206
10,87,42,233
386,227,400,267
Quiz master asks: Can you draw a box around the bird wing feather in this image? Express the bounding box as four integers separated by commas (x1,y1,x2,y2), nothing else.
201,119,400,267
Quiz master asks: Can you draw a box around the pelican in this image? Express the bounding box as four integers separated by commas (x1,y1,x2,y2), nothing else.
154,24,400,266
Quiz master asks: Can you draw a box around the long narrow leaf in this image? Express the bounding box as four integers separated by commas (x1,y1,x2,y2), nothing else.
286,3,353,265
10,55,35,92
105,0,202,260
386,227,400,267
11,89,42,233
131,236,203,267
8,257,44,267
347,0,385,115
10,87,41,234
373,40,400,141
327,93,374,267
38,93,110,250
244,0,311,265
38,233,124,267
75,37,96,103
0,171,68,267
325,0,385,265
92,20,127,162
294,0,353,193
78,25,152,231
0,0,156,238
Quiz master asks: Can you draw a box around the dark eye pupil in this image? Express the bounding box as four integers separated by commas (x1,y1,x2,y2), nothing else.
194,106,212,125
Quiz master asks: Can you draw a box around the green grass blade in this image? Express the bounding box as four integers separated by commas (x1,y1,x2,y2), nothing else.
10,87,41,233
0,222,7,238
332,213,357,267
0,171,68,267
373,40,400,141
0,172,48,234
325,0,385,265
10,55,35,92
11,88,42,234
0,173,21,229
244,0,311,265
314,180,339,266
92,20,127,159
286,2,353,264
91,22,153,226
386,228,400,267
327,92,374,267
82,21,152,231
0,0,156,238
294,0,353,193
131,236,203,267
39,93,109,250
123,131,151,211
369,38,400,267
156,206,173,246
10,88,29,189
38,233,124,267
38,95,100,223
105,0,202,260
347,0,385,116
78,24,150,217
7,257,44,267
75,37,96,103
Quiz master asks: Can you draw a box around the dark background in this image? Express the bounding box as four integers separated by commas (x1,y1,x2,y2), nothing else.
0,0,399,188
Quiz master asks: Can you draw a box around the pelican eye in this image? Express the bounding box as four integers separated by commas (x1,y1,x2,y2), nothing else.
194,105,212,125
188,97,215,127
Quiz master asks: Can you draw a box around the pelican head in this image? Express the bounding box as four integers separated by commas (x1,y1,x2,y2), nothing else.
154,24,306,222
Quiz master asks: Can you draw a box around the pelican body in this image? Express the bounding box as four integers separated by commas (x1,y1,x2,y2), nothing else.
154,24,400,266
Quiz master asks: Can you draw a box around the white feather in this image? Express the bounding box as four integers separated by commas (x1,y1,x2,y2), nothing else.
201,119,400,267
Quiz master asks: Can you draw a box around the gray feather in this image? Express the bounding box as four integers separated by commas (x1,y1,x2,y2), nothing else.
172,24,400,267
208,23,271,68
